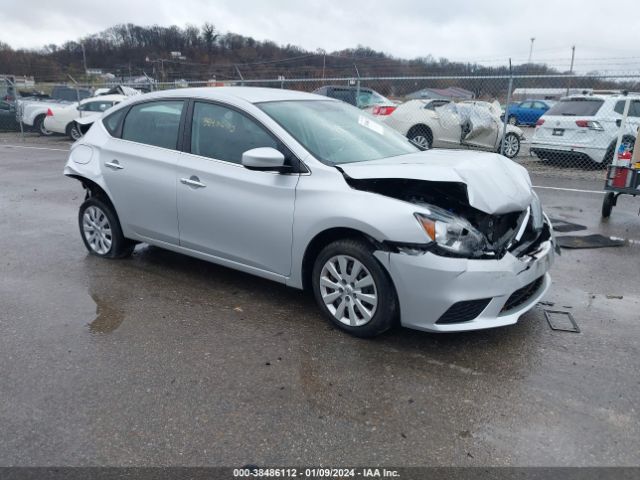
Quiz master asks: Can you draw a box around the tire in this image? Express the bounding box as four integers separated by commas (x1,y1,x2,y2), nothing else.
407,125,433,150
508,115,517,126
311,238,398,338
33,114,53,136
500,132,521,158
78,197,134,259
67,122,82,141
601,192,615,218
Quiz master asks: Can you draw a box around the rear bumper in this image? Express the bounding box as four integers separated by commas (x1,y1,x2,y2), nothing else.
530,142,607,163
382,224,555,333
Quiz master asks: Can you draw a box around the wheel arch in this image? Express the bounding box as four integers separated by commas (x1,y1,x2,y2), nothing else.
67,174,116,210
407,123,433,141
300,227,384,292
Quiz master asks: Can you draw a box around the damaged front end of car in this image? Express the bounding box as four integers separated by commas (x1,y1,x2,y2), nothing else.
342,176,555,261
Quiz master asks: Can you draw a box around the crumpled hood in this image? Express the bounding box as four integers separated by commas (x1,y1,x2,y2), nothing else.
339,149,533,215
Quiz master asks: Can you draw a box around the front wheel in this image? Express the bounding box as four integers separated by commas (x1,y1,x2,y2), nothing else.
501,132,521,159
78,197,134,259
311,239,398,338
407,125,433,150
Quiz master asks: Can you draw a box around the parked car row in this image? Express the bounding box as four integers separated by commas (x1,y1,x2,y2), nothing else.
10,85,139,139
313,85,524,159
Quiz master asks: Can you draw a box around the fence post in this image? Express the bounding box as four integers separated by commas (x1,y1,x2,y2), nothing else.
500,59,513,157
354,64,361,106
6,77,25,141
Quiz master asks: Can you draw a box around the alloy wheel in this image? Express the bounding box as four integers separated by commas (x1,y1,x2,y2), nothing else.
82,205,113,255
503,134,520,158
319,255,378,327
411,135,430,149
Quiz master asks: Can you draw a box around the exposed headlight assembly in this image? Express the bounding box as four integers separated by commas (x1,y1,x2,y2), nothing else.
414,204,487,258
530,191,544,231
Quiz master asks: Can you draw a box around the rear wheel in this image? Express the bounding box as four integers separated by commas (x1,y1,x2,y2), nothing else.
407,125,432,150
312,239,398,338
78,197,134,259
33,114,53,136
67,122,82,141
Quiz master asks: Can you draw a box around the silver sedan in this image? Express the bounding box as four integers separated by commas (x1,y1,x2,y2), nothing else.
64,87,555,337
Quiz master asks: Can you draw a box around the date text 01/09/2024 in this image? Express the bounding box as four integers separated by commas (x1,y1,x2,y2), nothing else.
232,467,401,478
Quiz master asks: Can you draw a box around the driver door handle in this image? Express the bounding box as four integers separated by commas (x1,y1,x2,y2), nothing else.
105,160,124,170
180,176,206,188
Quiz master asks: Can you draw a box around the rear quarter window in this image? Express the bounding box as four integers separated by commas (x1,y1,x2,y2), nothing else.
546,98,604,116
102,108,126,137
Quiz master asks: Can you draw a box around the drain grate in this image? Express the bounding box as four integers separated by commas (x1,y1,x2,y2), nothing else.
544,310,580,333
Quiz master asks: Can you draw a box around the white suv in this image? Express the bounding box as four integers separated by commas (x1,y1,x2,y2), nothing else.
531,94,640,165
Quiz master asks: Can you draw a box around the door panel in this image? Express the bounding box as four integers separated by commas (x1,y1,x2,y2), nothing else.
176,156,298,275
176,100,299,276
100,99,186,244
101,139,180,244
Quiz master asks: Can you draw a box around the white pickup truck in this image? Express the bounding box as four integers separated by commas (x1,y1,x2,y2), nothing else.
17,85,92,135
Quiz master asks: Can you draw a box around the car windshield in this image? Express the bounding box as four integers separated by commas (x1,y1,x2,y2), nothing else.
546,98,604,116
258,100,419,164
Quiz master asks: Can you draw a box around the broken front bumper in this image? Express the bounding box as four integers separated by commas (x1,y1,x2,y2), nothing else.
378,223,555,333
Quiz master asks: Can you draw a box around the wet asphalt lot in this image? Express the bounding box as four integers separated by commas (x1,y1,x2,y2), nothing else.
1,133,639,467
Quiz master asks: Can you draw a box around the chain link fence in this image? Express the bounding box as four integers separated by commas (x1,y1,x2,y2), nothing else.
5,72,640,181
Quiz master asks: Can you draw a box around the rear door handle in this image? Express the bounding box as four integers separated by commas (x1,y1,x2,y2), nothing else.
105,160,124,170
180,176,206,188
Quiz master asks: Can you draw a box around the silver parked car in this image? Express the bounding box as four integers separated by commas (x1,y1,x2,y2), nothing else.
64,87,556,337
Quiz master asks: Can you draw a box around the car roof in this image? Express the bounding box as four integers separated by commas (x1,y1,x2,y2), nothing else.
133,87,327,104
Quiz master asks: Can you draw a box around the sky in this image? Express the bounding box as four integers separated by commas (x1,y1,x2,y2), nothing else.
1,0,640,73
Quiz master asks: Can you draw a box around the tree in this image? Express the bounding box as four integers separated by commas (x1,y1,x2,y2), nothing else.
201,23,219,53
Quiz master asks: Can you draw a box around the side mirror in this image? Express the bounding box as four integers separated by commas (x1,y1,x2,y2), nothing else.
241,147,287,171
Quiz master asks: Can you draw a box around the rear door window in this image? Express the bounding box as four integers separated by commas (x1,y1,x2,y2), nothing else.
546,98,604,116
121,100,185,149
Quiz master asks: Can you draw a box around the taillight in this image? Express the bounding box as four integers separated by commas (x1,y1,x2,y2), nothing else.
372,105,397,116
575,120,603,131
535,119,545,126
46,108,53,117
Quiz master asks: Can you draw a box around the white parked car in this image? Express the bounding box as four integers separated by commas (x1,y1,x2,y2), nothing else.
64,87,555,337
44,94,127,140
531,94,640,165
384,99,524,159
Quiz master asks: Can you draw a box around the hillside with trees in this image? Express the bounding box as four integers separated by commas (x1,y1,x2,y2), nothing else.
0,23,631,98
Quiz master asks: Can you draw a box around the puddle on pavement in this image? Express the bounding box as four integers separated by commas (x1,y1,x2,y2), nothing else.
88,292,125,334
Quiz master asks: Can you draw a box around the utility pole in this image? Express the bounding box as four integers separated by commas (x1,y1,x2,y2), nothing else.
80,42,88,74
569,45,576,73
528,37,535,63
322,52,326,82
566,45,576,96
